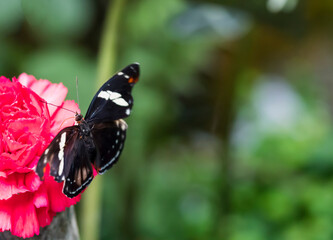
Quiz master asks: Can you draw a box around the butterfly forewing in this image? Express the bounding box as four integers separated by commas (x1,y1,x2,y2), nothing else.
37,126,79,182
37,125,94,197
91,121,127,174
85,63,139,122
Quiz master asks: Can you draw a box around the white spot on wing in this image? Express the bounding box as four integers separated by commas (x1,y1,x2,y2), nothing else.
58,132,66,176
115,119,128,130
43,149,49,164
97,91,110,100
118,72,124,75
99,151,121,174
125,109,130,115
112,98,129,106
120,122,127,131
98,90,128,106
108,91,121,100
65,175,93,196
58,159,64,176
98,90,121,100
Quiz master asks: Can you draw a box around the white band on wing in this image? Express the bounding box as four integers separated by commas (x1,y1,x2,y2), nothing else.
98,90,129,107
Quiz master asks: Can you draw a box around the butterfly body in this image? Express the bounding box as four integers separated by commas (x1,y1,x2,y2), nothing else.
37,63,139,198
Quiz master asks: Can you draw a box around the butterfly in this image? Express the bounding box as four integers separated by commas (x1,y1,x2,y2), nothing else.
36,63,140,198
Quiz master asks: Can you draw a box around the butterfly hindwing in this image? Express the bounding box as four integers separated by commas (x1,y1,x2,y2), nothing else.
91,121,127,174
62,139,94,198
85,63,139,122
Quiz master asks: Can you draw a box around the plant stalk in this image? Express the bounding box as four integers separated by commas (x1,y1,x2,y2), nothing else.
81,0,126,240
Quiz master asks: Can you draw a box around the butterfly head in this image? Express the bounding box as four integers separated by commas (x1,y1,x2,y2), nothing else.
75,112,84,124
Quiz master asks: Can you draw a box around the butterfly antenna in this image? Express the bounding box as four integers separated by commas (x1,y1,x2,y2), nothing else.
76,76,80,111
39,100,76,114
59,116,76,130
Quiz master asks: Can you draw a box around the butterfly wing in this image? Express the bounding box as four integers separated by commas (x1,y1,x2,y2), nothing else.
91,121,127,174
62,139,94,198
37,126,79,182
85,63,140,123
37,126,94,198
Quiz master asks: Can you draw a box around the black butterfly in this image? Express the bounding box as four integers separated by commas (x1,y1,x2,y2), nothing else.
36,63,139,198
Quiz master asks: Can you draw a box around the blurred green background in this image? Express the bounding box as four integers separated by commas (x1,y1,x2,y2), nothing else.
2,0,333,239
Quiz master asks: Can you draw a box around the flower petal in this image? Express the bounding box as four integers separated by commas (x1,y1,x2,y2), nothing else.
4,193,40,238
44,174,80,213
0,205,11,232
0,171,41,200
50,100,79,135
0,76,10,84
17,74,68,117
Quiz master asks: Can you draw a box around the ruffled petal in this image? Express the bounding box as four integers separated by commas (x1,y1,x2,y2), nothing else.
0,204,11,232
15,73,36,87
10,193,40,238
44,174,80,213
33,184,52,228
17,74,68,117
0,76,10,84
0,172,41,200
50,100,79,135
36,207,53,228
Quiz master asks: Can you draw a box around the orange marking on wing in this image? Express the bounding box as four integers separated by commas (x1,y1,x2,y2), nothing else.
43,167,46,177
128,77,138,83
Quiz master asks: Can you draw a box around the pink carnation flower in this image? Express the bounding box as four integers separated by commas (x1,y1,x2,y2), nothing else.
0,73,81,238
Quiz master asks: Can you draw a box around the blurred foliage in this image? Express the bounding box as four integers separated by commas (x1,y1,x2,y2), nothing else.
2,0,333,239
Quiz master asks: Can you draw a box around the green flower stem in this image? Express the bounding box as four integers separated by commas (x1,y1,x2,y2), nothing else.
81,0,126,240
